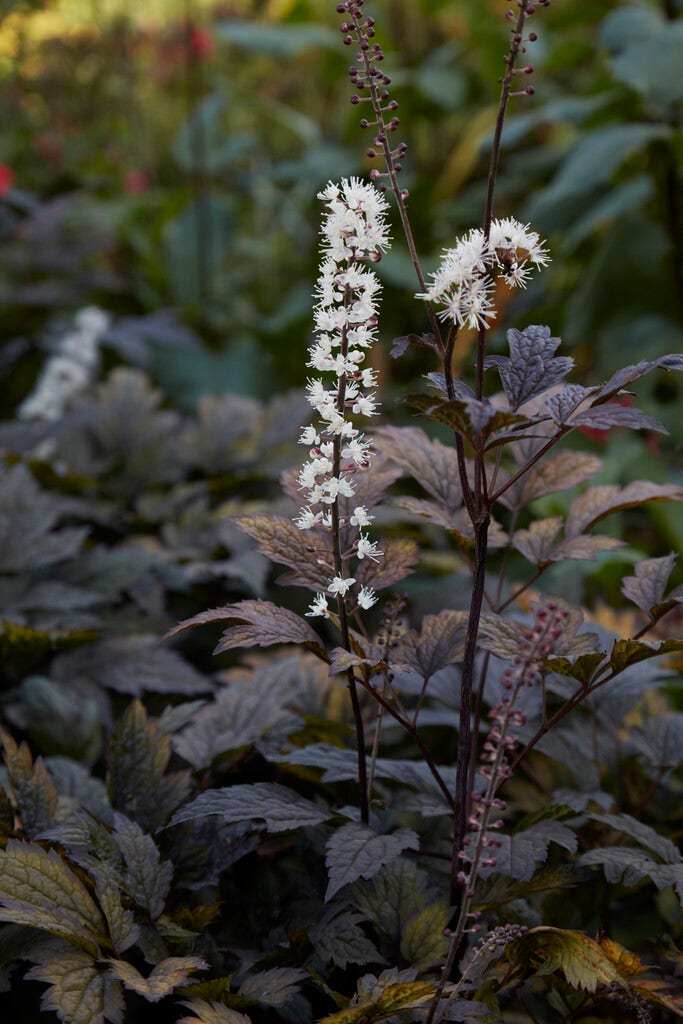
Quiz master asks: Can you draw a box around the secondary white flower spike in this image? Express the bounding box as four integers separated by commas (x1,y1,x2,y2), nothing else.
417,218,550,329
296,178,390,617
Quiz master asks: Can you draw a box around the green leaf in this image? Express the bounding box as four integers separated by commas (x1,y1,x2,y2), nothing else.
107,956,208,1002
214,18,337,56
20,676,103,767
178,1000,252,1024
319,981,436,1024
509,927,624,992
545,653,607,685
400,902,450,970
26,947,124,1024
0,841,108,955
167,782,334,833
610,638,683,674
325,824,419,901
1,731,59,838
107,700,191,832
311,911,386,970
588,812,681,865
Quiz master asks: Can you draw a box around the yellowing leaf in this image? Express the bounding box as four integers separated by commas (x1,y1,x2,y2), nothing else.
509,927,624,992
599,937,648,979
26,948,124,1024
319,981,436,1023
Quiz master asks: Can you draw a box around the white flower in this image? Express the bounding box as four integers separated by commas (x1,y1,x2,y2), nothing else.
294,507,319,530
352,394,378,417
357,586,378,610
328,575,356,596
417,218,549,328
350,506,374,527
356,534,382,561
306,594,330,617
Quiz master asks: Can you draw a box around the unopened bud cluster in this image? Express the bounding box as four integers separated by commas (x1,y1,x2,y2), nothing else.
298,178,391,619
456,603,568,897
417,219,550,330
336,0,408,198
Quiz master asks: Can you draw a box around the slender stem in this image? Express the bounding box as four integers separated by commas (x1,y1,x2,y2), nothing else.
331,282,369,825
357,674,457,812
444,324,477,520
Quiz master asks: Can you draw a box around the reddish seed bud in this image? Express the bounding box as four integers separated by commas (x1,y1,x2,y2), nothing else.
400,188,409,199
366,148,376,158
394,162,402,171
367,27,375,37
525,86,535,94
524,64,534,73
529,31,538,40
370,168,380,179
336,3,346,11
343,35,353,45
350,95,360,104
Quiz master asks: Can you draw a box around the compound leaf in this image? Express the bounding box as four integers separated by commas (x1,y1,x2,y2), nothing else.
112,814,173,920
1,731,59,838
520,451,602,505
508,927,624,992
236,514,332,591
166,600,325,657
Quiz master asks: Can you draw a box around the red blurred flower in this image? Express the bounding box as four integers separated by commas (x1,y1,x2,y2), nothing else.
0,164,15,196
124,169,152,195
188,26,215,60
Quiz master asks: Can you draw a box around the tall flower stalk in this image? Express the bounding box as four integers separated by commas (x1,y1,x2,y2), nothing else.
295,177,391,823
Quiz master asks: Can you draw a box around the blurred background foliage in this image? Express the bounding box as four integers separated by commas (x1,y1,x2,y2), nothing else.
1,0,682,563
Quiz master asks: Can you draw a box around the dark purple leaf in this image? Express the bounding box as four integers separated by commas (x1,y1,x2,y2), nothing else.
485,326,574,411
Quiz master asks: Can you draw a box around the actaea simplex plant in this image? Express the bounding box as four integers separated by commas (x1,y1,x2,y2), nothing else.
169,1,683,1019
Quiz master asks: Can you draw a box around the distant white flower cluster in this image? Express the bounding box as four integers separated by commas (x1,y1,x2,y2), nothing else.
297,178,391,619
417,218,550,330
18,306,109,421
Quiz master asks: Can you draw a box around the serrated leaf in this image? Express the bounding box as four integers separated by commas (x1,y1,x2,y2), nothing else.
571,404,666,434
373,425,463,513
565,481,683,538
319,981,436,1024
93,875,138,955
549,534,625,561
400,902,449,970
512,517,563,565
178,999,252,1024
478,614,528,659
485,326,573,411
311,911,385,970
509,927,624,992
165,599,325,657
355,537,420,591
479,822,577,882
627,714,683,771
237,967,307,1006
1,731,59,838
633,975,683,1018
353,860,432,946
395,610,468,678
544,384,597,425
0,464,88,573
107,700,191,832
519,451,602,505
594,354,683,403
112,814,173,920
236,514,332,591
107,956,207,1002
621,553,678,616
168,782,333,833
325,824,419,901
544,653,606,685
610,638,683,674
588,812,680,864
0,841,108,954
578,846,661,887
26,947,124,1024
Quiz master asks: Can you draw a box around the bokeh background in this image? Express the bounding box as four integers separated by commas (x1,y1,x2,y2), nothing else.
1,0,682,579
